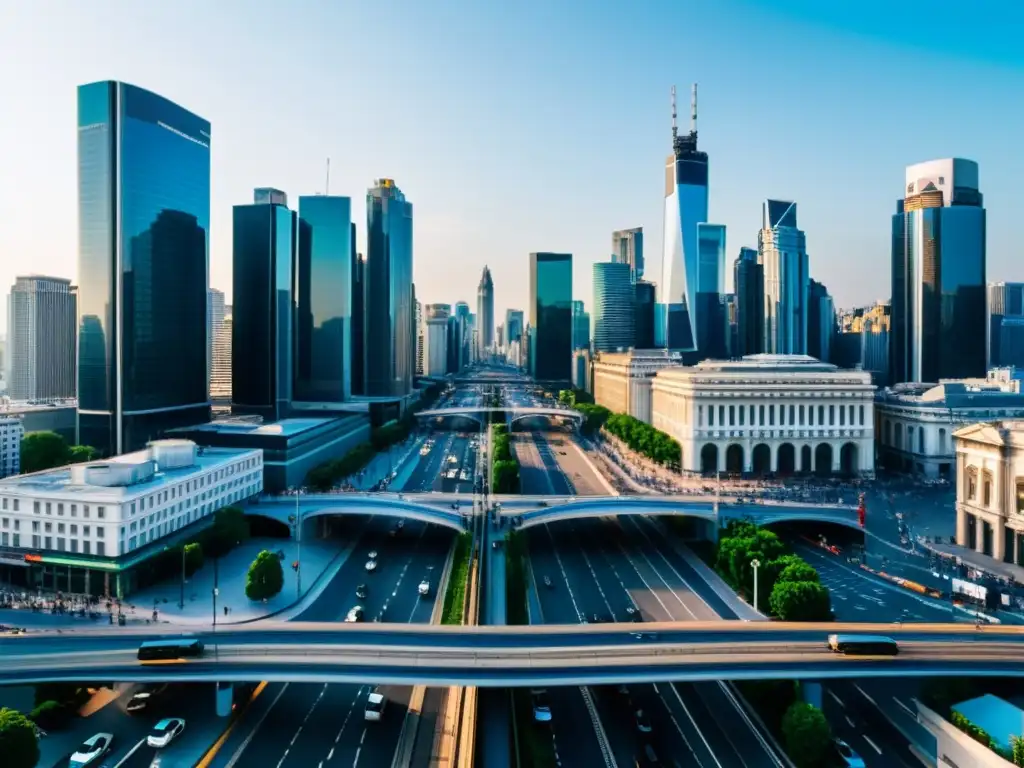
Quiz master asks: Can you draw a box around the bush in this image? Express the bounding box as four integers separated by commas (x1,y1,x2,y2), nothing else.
441,533,472,625
245,550,285,601
492,459,520,493
29,700,70,730
781,702,832,767
575,404,610,435
770,580,832,622
20,431,99,474
601,412,680,466
0,708,39,768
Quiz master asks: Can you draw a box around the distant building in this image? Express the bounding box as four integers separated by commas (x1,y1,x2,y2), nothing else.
612,227,644,281
208,288,226,400
424,304,450,377
529,253,573,381
253,188,287,206
0,417,24,478
634,281,656,350
807,279,835,363
733,247,763,358
694,223,727,362
571,300,590,351
7,275,77,401
0,401,77,443
987,282,1024,371
593,349,681,425
759,200,809,355
505,309,524,346
415,297,424,376
477,266,494,357
572,348,592,394
592,262,635,352
835,302,890,385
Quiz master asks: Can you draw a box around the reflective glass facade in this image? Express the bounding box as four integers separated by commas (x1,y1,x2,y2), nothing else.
231,204,296,421
592,262,634,352
693,223,727,361
612,227,644,281
733,248,764,357
295,196,353,402
988,283,1024,369
77,82,210,455
529,253,572,381
759,201,809,355
634,281,656,349
364,180,414,397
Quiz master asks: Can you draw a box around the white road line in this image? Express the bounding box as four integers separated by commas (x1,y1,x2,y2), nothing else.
360,728,366,745
854,684,879,707
864,735,883,754
328,747,335,760
225,683,291,768
111,737,146,768
543,525,584,622
829,690,845,708
892,696,917,718
352,746,361,766
846,716,856,728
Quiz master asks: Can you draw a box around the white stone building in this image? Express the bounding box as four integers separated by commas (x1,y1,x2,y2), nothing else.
876,371,1024,479
651,354,875,476
0,417,23,478
954,421,1024,565
593,349,682,425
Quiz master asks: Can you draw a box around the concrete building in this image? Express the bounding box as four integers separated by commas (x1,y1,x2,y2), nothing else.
651,354,875,476
876,372,1024,478
208,288,226,402
7,276,77,401
987,282,1024,371
592,349,682,425
835,302,890,386
0,418,24,478
0,439,262,596
210,309,232,406
415,297,424,376
0,401,77,443
954,421,1024,563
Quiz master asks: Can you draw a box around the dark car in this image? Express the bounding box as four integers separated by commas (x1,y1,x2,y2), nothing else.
626,605,642,622
126,684,168,713
634,709,653,735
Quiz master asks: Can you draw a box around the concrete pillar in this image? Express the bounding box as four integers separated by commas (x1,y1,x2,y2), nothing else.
1015,532,1021,567
215,682,234,717
975,520,987,555
956,452,967,502
802,681,823,709
68,566,72,593
85,569,91,597
103,572,110,599
956,506,969,547
115,573,123,600
994,521,1006,562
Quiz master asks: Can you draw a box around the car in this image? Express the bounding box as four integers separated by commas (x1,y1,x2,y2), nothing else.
626,605,642,622
345,605,365,623
368,550,378,560
126,683,168,713
365,690,387,721
356,584,368,600
147,718,185,748
396,520,405,529
634,709,653,734
365,559,378,572
542,575,553,588
418,580,431,596
531,689,552,723
69,732,114,767
834,739,866,767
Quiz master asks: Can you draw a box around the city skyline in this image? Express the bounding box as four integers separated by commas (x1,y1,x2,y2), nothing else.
2,2,1023,332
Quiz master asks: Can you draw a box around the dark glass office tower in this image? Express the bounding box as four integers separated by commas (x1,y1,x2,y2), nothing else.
505,309,524,345
692,222,727,361
634,281,656,349
529,252,572,381
351,236,365,396
807,279,835,363
987,283,1024,370
77,81,210,455
294,196,352,402
232,201,296,421
891,158,986,383
364,179,414,397
592,262,634,352
734,247,764,357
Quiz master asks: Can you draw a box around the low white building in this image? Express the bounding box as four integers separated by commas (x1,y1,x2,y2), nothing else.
0,439,263,597
876,371,1024,478
651,354,875,476
592,349,682,425
954,421,1024,564
0,417,24,478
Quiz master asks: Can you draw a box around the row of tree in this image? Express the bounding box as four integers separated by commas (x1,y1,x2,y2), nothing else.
491,424,520,494
20,431,98,474
134,507,250,589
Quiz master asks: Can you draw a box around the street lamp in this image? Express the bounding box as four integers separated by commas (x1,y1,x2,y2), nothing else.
289,487,303,600
751,558,761,612
179,546,187,609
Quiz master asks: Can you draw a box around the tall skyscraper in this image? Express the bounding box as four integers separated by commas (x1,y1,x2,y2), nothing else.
414,296,424,376
231,198,296,421
571,300,590,351
505,309,524,345
454,302,471,370
612,227,644,281
759,200,809,355
987,282,1024,370
7,276,77,401
807,279,835,363
254,187,287,206
77,81,210,455
695,222,727,361
294,196,353,402
210,304,232,404
733,247,764,357
634,281,656,349
364,179,414,397
592,262,635,352
476,266,494,357
424,304,450,377
351,243,365,396
891,158,986,383
208,288,225,399
659,84,709,352
529,252,573,380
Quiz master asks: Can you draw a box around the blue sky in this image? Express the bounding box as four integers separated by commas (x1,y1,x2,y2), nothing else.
1,0,1022,331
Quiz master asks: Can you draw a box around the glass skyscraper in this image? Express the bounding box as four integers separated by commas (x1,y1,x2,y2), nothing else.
988,282,1024,370
477,266,494,357
505,309,524,345
231,201,296,422
592,262,635,352
364,179,414,397
694,222,727,361
634,281,656,349
529,253,573,381
77,81,210,455
891,158,986,383
733,247,763,357
759,200,809,355
295,196,353,402
612,227,644,281
571,300,590,351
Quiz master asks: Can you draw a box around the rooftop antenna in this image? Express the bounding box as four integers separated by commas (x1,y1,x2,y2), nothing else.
690,83,698,133
670,85,678,143
325,157,331,196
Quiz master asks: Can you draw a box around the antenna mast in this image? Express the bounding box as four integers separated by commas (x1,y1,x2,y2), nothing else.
325,157,331,195
670,85,678,142
691,83,697,133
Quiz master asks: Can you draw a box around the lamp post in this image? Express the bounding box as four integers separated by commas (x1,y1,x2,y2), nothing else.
288,487,303,600
179,546,186,609
751,558,761,612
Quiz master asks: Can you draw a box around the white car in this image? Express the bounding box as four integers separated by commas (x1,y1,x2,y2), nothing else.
531,689,552,723
365,690,387,721
418,580,431,597
345,605,365,623
69,733,113,767
365,559,378,572
147,718,185,748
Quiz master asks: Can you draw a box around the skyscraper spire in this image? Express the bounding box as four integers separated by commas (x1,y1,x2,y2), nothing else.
671,85,678,143
690,83,698,134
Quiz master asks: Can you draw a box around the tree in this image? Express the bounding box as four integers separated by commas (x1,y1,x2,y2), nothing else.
183,542,204,578
1010,734,1024,767
558,390,576,407
0,707,40,768
20,432,70,474
67,445,99,464
28,700,70,731
770,580,832,622
245,550,284,601
777,561,820,586
492,460,521,494
207,507,250,557
781,701,832,768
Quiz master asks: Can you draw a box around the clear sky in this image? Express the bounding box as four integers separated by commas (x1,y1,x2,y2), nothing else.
1,0,1022,333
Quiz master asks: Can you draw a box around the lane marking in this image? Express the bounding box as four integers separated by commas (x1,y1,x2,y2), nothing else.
111,737,146,768
829,690,845,708
864,735,883,754
854,684,878,707
892,696,916,718
846,716,856,728
225,683,291,768
353,746,361,767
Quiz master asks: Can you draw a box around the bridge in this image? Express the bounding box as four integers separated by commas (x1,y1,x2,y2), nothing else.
2,622,1021,688
416,406,584,429
252,492,861,533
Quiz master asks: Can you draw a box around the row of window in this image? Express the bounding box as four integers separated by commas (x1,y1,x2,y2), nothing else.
699,402,867,429
880,421,948,455
0,532,106,556
963,467,1024,514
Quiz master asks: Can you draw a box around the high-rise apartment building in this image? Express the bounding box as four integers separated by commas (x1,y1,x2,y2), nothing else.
77,81,210,455
208,288,226,401
733,247,763,357
231,198,296,421
592,262,635,352
634,281,656,349
835,302,890,385
759,200,809,355
210,305,232,404
695,223,727,361
364,179,414,397
571,300,590,351
612,227,644,281
529,253,573,381
476,266,494,357
659,84,709,353
988,282,1024,370
424,304,450,377
505,309,524,345
8,276,77,401
0,418,24,478
294,196,353,402
891,158,986,383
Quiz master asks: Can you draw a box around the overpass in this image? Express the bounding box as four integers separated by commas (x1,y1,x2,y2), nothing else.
416,406,584,429
2,622,1022,688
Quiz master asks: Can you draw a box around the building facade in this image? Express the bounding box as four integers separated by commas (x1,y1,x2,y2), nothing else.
414,297,424,376
835,302,890,386
7,276,77,401
612,227,644,281
807,279,835,363
208,288,226,400
891,158,986,384
694,222,727,362
571,299,590,351
593,349,681,425
734,247,763,358
592,262,635,352
759,200,809,356
651,354,875,476
529,253,573,381
634,281,656,349
77,81,211,455
505,309,524,346
572,348,592,394
875,373,1024,478
476,266,494,357
987,282,1024,371
0,418,23,478
424,304,450,377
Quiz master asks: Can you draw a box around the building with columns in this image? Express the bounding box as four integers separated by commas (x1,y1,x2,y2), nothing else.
651,354,875,476
954,421,1024,565
592,349,682,425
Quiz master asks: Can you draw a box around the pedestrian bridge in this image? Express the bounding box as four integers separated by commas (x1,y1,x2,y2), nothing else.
2,622,1021,688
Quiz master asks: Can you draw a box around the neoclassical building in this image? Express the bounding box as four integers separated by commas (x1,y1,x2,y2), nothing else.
593,349,682,425
954,421,1024,565
651,354,875,476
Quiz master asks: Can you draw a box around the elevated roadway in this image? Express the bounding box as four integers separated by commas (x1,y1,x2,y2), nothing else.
417,406,584,429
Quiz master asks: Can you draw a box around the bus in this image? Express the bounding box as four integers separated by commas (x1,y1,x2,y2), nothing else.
137,638,205,662
826,634,899,656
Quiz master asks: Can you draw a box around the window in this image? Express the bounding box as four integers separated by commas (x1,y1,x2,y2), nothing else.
983,471,993,507
57,503,64,516
729,405,735,425
818,405,824,425
799,405,805,424
11,499,17,512
789,404,795,425
98,506,106,519
769,405,775,426
919,429,925,454
967,468,978,500
829,405,835,425
739,407,745,426
859,405,865,425
33,501,39,514
839,407,845,426
938,428,946,453
45,503,51,515
709,407,715,427
759,405,765,425
718,405,725,425
70,504,77,517
698,405,704,427
749,404,754,425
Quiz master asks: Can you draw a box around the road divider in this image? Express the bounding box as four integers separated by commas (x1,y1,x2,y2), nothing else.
441,533,473,625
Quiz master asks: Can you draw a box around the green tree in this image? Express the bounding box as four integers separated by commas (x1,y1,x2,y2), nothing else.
0,708,39,768
183,542,204,578
492,460,521,493
28,700,70,731
781,701,832,768
558,390,576,407
770,580,832,622
67,445,99,464
20,432,71,474
245,550,284,601
777,561,820,586
207,506,250,557
1009,734,1024,766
